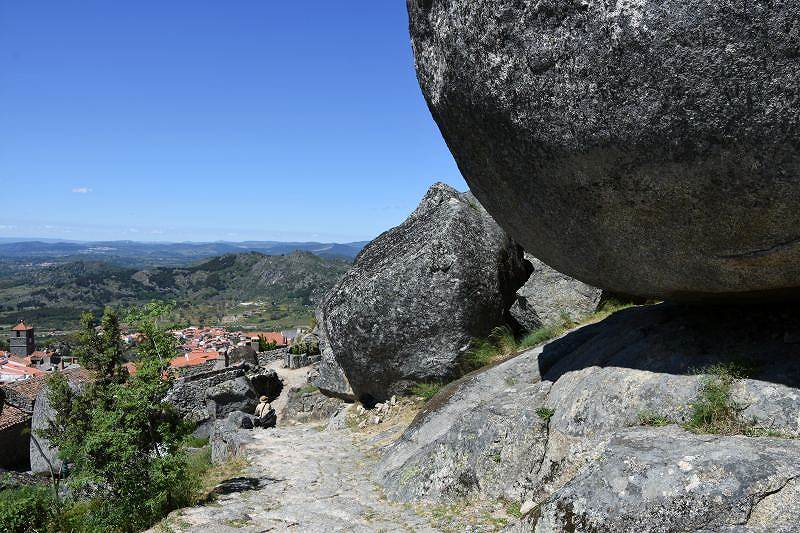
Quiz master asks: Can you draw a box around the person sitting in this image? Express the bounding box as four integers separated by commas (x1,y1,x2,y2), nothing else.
254,395,276,428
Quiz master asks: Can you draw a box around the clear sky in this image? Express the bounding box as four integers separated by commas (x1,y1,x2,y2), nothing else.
0,1,464,243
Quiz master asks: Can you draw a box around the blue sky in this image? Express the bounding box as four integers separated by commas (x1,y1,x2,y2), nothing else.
0,1,464,243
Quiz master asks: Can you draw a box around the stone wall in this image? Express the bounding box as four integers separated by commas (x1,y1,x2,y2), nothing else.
284,351,321,369
175,359,219,378
257,348,287,367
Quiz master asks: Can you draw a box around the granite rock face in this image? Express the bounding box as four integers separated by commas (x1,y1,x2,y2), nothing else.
207,376,258,419
282,387,345,425
532,428,800,533
317,183,530,402
210,411,255,464
510,254,603,331
376,303,800,531
408,0,800,301
313,306,355,401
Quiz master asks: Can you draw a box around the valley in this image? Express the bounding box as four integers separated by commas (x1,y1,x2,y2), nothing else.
0,249,353,332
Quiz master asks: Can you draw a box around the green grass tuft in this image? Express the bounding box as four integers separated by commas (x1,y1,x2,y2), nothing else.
536,407,555,421
411,382,444,401
638,410,671,427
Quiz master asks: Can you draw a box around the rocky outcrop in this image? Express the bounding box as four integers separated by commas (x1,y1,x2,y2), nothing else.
165,366,249,426
531,427,800,532
376,303,800,531
510,254,603,331
207,376,258,419
283,387,344,425
317,183,530,402
408,0,800,302
313,307,355,401
210,411,255,464
249,369,283,402
227,346,258,367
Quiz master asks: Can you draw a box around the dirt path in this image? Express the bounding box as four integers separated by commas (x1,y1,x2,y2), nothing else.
264,359,311,424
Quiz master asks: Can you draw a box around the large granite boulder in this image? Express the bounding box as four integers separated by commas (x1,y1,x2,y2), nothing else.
317,183,530,402
376,303,800,531
510,254,603,331
207,376,258,419
227,346,258,367
312,307,355,401
408,0,800,302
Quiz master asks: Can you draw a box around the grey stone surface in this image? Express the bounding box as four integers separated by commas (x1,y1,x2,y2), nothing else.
207,376,258,419
376,303,800,530
256,347,287,367
166,366,249,425
283,387,344,425
533,427,800,533
317,183,530,402
408,0,800,302
158,425,438,532
313,304,355,401
510,254,603,331
30,373,86,475
227,346,258,367
210,411,256,465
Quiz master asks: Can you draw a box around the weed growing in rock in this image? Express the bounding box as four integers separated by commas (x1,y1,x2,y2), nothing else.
411,381,443,401
536,407,555,421
684,363,749,435
503,499,523,518
637,410,671,427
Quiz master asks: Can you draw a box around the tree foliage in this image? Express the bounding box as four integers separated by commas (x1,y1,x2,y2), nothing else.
41,302,194,531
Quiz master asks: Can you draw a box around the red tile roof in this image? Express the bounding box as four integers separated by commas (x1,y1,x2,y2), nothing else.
247,332,286,345
12,322,33,331
1,374,49,400
169,350,220,368
0,404,31,430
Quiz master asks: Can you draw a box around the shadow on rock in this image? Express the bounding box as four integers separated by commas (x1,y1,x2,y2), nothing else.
539,302,800,388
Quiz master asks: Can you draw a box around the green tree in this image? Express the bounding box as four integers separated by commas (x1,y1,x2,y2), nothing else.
43,302,193,531
258,334,278,352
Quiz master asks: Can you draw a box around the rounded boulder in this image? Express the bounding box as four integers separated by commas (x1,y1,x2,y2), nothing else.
408,0,800,301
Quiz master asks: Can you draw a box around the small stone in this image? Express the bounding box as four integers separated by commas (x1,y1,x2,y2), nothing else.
373,417,381,425
519,500,536,516
390,395,397,405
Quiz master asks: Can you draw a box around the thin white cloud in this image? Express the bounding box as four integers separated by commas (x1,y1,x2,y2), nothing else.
71,187,92,194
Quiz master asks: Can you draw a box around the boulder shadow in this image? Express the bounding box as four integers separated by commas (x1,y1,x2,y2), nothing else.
538,302,800,388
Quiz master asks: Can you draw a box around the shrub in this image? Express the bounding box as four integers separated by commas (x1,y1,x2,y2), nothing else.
0,486,55,533
411,382,444,401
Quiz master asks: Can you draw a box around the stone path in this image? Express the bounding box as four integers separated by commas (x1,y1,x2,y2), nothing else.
156,424,438,532
264,360,311,424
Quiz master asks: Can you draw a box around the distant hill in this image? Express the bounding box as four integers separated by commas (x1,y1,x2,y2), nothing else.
0,238,368,268
0,251,352,331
